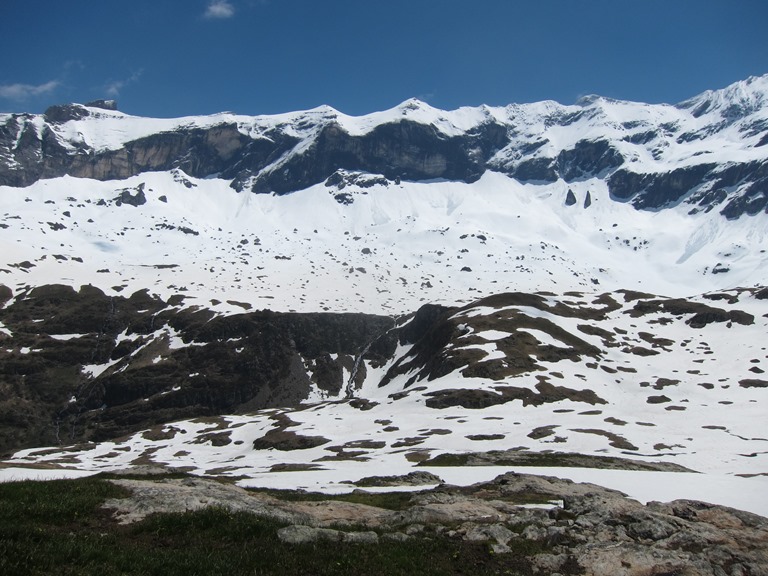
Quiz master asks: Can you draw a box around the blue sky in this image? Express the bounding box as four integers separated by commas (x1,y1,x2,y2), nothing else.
1,0,766,118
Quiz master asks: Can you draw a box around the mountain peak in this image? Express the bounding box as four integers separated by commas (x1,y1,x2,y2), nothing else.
574,94,626,107
677,73,768,118
398,97,431,110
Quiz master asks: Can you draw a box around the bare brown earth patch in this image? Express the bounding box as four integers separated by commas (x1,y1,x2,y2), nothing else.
314,449,370,462
615,365,637,373
343,439,386,449
350,471,443,487
269,463,325,472
189,416,235,429
528,425,558,440
192,431,232,446
252,429,330,451
404,450,433,463
576,323,615,341
466,434,506,441
424,381,607,409
626,298,754,328
420,429,452,436
604,417,627,426
638,331,675,349
653,378,680,389
571,428,639,451
623,345,659,356
419,449,691,471
739,379,768,388
141,426,180,441
347,398,379,411
391,436,427,448
129,447,162,466
204,465,244,475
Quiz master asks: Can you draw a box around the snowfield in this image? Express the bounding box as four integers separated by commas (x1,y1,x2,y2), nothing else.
1,170,765,316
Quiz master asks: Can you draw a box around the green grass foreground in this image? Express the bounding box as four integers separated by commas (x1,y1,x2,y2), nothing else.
0,476,542,576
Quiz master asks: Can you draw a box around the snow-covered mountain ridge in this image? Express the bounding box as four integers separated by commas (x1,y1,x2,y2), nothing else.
2,75,767,216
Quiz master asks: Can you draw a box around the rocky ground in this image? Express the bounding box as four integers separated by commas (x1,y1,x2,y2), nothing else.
102,470,768,576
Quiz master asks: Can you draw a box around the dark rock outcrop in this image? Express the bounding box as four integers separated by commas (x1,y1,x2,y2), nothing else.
0,284,392,453
377,292,605,389
246,120,509,194
608,163,717,208
85,99,118,111
555,139,625,180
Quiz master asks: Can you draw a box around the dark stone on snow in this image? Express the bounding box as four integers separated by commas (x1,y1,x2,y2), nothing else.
115,183,147,206
85,99,118,110
253,429,330,451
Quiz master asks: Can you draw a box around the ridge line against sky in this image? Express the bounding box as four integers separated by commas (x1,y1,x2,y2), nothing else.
1,0,767,118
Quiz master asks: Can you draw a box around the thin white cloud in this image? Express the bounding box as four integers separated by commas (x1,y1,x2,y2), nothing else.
204,0,235,19
0,80,60,101
415,92,436,103
105,70,143,97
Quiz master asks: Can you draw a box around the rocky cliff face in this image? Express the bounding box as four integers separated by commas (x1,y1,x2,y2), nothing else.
0,284,393,453
2,74,767,218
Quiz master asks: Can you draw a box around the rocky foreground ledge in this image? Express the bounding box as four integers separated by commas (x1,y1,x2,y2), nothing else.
103,471,768,576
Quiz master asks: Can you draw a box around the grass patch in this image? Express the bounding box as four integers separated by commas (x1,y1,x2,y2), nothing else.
0,477,544,575
417,453,470,466
250,487,418,511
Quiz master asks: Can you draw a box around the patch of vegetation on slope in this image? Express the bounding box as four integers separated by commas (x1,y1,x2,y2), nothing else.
0,476,548,576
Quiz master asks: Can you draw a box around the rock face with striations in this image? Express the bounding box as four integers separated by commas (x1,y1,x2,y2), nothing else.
2,74,767,218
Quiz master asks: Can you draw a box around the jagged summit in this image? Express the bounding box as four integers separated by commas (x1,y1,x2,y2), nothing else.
677,73,768,117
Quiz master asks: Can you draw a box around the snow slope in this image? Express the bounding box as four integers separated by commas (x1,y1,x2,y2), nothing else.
1,170,766,316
